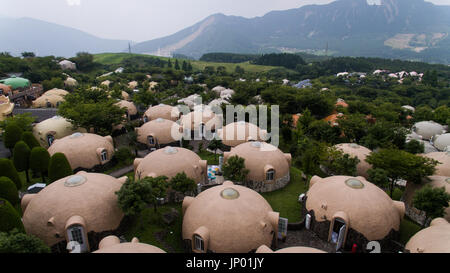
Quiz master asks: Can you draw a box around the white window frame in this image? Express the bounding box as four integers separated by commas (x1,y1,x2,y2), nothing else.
47,134,55,146
266,169,275,181
148,136,155,145
194,235,205,252
100,150,108,161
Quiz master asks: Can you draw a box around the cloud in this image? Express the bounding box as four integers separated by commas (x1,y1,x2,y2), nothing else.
66,0,81,6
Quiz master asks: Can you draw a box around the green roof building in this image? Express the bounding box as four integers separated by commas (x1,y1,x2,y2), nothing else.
0,76,31,90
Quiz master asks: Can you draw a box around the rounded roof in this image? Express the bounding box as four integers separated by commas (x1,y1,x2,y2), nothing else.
32,116,86,148
224,142,291,181
179,107,222,131
182,181,278,253
48,133,114,170
217,122,268,147
64,77,78,87
0,83,12,94
433,133,450,151
134,146,205,182
93,236,166,253
212,86,226,94
137,118,182,145
256,245,326,253
22,171,125,247
43,88,69,97
115,100,137,116
413,121,446,140
405,218,450,253
334,143,372,178
0,76,30,89
32,93,65,108
423,152,450,177
306,176,404,240
128,81,138,89
144,104,180,122
0,95,14,121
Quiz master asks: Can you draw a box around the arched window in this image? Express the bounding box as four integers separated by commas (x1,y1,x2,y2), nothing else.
143,116,149,123
47,134,55,147
148,136,155,145
100,150,108,161
266,169,275,181
194,235,204,252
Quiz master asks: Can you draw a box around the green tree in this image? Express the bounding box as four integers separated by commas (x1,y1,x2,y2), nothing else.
170,172,197,196
21,132,40,149
70,52,95,71
174,59,180,70
42,77,64,91
0,113,35,132
0,177,19,206
366,149,438,197
133,90,157,108
0,159,22,190
12,141,31,184
0,229,51,253
321,147,360,176
3,124,23,153
167,59,172,68
0,198,24,233
404,140,425,154
144,176,169,212
222,155,249,183
413,186,450,227
207,139,225,162
21,52,35,58
29,147,51,184
48,153,73,183
367,168,390,190
116,178,153,216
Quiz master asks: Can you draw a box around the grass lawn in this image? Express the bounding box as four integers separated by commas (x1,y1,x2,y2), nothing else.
399,217,422,245
198,150,220,165
261,167,307,223
123,203,184,253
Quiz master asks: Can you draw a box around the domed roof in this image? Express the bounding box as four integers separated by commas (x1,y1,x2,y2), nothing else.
0,83,12,94
256,245,326,253
121,91,130,101
413,121,446,140
182,181,279,253
128,81,138,89
64,77,78,87
0,95,14,122
134,146,206,182
432,133,450,151
402,105,415,112
100,80,111,87
423,152,450,176
334,143,372,178
93,236,166,253
22,172,126,247
48,133,114,170
224,142,291,182
217,122,268,147
179,107,222,131
306,176,405,240
0,76,30,90
212,86,226,94
144,104,180,122
43,88,69,97
137,118,182,145
405,218,450,253
32,93,65,108
32,116,87,148
115,100,137,116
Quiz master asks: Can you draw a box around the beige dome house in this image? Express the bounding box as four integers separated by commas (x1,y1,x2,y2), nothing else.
0,95,14,122
134,146,207,183
256,245,326,253
334,143,372,178
217,121,268,148
115,100,138,120
423,151,450,177
32,116,87,148
432,133,450,151
403,176,450,222
405,218,450,253
143,104,180,122
64,77,78,88
303,175,405,252
100,80,111,88
32,89,68,108
179,106,223,138
21,172,127,253
182,181,279,253
121,91,130,101
412,121,446,140
128,81,138,89
48,132,115,171
44,88,69,97
93,236,166,253
136,118,182,149
223,142,291,193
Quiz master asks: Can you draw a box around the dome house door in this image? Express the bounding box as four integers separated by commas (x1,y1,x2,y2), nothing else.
330,218,346,251
67,225,88,253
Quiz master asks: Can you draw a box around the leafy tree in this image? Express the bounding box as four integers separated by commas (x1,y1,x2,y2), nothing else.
405,139,425,154
170,172,197,196
367,168,390,190
3,124,23,153
133,90,157,107
114,147,134,165
29,147,50,184
69,52,95,71
167,59,172,68
207,139,225,162
12,141,31,184
0,113,35,132
321,147,360,176
0,229,51,253
222,155,250,183
116,178,153,216
366,149,438,197
338,114,368,143
144,176,169,212
0,198,24,233
48,153,73,183
174,59,180,70
234,66,245,75
0,177,18,206
413,185,450,227
0,159,21,190
42,77,64,91
21,52,35,58
21,132,40,149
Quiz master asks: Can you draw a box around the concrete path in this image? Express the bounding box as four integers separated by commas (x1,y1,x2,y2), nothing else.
109,165,134,178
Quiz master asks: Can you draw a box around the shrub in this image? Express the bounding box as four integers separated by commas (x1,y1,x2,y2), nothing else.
12,141,31,183
0,228,50,253
21,132,40,149
0,177,19,206
3,124,23,151
29,147,51,183
0,159,22,190
0,198,24,233
48,153,73,183
114,147,134,164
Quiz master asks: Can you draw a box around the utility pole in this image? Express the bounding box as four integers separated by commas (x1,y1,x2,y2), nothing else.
128,42,132,54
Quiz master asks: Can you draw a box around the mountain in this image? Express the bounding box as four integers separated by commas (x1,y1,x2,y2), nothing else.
0,17,130,57
133,0,450,64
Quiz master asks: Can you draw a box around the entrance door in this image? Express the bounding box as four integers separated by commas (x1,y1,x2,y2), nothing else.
67,225,88,253
330,218,346,244
336,224,346,251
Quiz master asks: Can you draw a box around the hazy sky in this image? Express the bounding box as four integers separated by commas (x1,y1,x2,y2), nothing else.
1,0,450,42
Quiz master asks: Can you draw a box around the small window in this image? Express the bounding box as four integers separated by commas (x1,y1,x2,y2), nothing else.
143,116,149,123
148,136,155,145
266,169,275,181
100,150,108,161
47,135,55,146
70,227,84,245
194,235,204,252
46,102,52,108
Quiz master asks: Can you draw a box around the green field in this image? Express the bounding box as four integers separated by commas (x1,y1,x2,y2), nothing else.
94,53,281,74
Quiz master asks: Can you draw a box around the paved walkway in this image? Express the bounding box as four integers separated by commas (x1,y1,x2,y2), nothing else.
109,165,134,178
277,229,336,253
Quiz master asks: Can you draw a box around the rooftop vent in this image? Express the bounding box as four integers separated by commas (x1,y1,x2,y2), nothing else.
345,178,364,189
221,188,240,200
64,175,87,187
